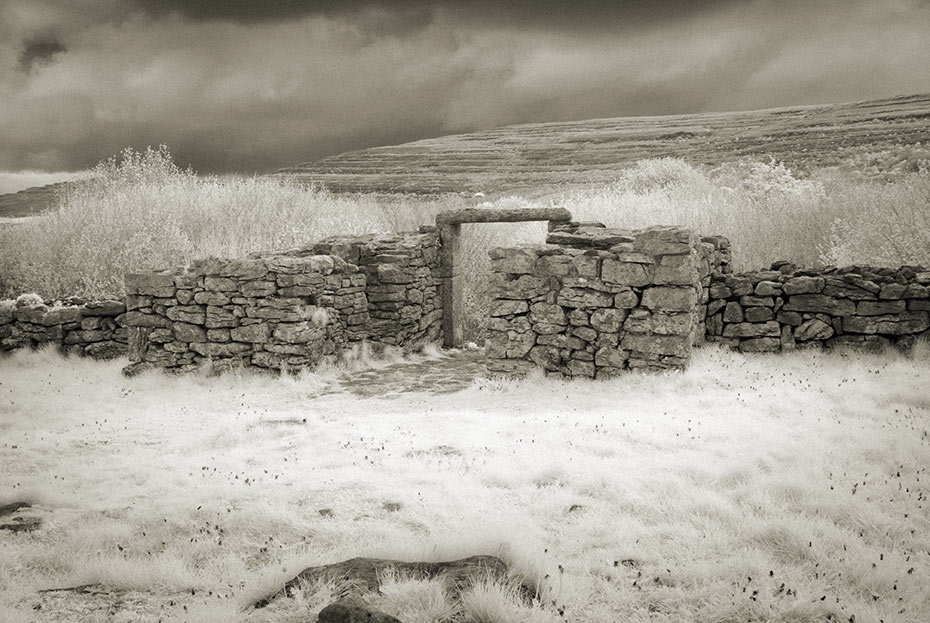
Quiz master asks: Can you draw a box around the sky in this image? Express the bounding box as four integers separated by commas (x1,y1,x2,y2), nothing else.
1,0,930,191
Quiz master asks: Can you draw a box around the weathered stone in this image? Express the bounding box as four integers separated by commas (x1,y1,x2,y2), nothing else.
572,326,598,342
203,276,238,292
274,321,326,344
219,258,269,280
206,328,230,341
843,312,929,335
172,322,206,342
722,321,781,338
782,294,855,316
780,325,796,350
189,342,251,357
536,334,586,350
490,274,548,299
707,299,727,316
205,305,238,328
614,289,639,309
723,302,743,323
486,358,538,376
490,299,529,317
601,259,650,286
744,307,774,323
317,599,401,623
529,345,562,371
621,333,690,358
776,310,803,326
166,305,206,325
193,291,230,305
857,300,906,316
640,286,696,312
239,280,278,297
625,311,691,336
632,226,694,255
903,284,929,299
571,253,602,278
595,346,627,368
709,284,731,299
738,337,780,353
121,311,170,328
83,300,125,317
557,288,614,309
754,281,782,296
529,302,567,325
879,283,908,299
794,318,834,341
590,307,627,332
125,294,152,311
42,307,83,326
823,280,878,301
783,276,825,295
230,323,271,343
740,295,774,307
652,254,696,285
566,359,595,378
910,299,930,311
724,276,753,296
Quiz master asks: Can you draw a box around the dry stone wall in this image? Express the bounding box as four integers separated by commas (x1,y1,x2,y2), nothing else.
122,229,441,374
706,263,930,352
0,295,127,359
485,223,729,378
308,228,442,350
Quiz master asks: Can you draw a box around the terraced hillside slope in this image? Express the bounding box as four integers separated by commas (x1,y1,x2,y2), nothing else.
276,93,930,194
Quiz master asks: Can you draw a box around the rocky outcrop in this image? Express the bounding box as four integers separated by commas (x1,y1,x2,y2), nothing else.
254,555,512,609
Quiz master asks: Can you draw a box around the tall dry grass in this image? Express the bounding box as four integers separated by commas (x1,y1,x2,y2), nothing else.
1,147,927,342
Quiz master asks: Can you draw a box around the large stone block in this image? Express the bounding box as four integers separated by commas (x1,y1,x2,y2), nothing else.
738,337,780,353
557,288,614,309
239,280,278,297
205,305,238,328
529,302,566,325
231,323,271,343
203,276,238,292
624,311,691,336
640,286,696,312
166,305,206,325
843,312,929,335
632,226,694,255
173,322,207,343
652,254,697,285
722,321,781,338
857,300,906,316
782,276,825,295
121,311,170,328
590,307,627,332
620,333,690,358
601,259,651,287
794,318,833,341
490,274,549,300
782,294,855,316
595,346,627,368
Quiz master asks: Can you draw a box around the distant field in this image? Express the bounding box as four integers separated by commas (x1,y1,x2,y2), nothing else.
276,93,930,195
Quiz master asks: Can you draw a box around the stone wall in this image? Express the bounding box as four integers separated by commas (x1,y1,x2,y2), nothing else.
706,263,930,352
0,295,127,359
308,228,442,350
485,223,729,378
122,229,441,374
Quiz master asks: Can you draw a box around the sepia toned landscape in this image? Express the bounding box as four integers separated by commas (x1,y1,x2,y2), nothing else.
2,2,930,622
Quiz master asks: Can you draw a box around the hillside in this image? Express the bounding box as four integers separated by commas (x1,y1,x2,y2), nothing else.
276,93,930,194
0,181,74,218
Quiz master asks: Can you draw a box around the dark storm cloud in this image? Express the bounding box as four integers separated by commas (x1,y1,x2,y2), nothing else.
127,0,745,32
17,37,66,73
0,0,929,176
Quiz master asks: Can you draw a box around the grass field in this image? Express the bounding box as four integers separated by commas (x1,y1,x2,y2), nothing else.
1,344,928,622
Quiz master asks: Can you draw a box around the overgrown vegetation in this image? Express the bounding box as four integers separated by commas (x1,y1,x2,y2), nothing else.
1,146,928,342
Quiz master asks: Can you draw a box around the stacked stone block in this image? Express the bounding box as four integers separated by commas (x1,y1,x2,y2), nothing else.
0,295,127,359
123,253,366,373
486,223,727,377
309,229,442,350
706,263,930,352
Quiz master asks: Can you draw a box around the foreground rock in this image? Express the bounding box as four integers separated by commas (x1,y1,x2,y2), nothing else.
254,555,511,609
317,598,402,623
0,501,42,533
